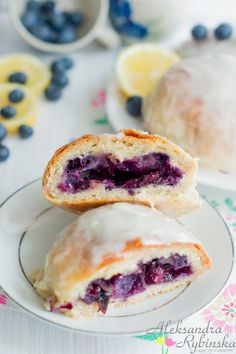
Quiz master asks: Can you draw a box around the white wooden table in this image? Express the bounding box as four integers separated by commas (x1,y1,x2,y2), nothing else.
1,2,236,353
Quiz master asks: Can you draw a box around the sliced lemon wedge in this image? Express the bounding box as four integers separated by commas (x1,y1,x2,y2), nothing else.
0,54,50,95
0,84,37,133
116,43,180,97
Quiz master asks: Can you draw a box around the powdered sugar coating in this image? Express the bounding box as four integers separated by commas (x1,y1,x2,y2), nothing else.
144,54,236,172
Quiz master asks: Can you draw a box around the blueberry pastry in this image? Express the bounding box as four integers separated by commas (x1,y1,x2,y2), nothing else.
143,55,236,173
34,203,211,318
42,129,200,217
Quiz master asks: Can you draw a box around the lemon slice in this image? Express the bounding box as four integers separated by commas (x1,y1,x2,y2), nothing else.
0,54,50,95
116,44,180,97
0,84,37,133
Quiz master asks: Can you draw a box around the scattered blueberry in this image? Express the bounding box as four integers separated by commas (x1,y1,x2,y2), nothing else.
31,24,57,42
126,96,142,117
122,21,148,38
191,24,208,40
19,125,34,139
0,124,7,141
51,74,69,88
8,72,27,84
0,144,10,162
57,26,77,43
109,0,148,39
45,85,62,101
214,23,232,40
1,106,16,119
8,89,25,103
65,11,84,27
109,0,132,18
51,57,73,72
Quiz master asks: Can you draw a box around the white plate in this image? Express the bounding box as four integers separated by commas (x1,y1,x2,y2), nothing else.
0,179,234,336
106,78,236,191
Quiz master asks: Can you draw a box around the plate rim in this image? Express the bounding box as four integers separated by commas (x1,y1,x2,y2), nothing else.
0,178,234,336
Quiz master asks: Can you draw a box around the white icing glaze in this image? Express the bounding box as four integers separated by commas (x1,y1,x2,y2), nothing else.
73,203,198,264
144,54,236,172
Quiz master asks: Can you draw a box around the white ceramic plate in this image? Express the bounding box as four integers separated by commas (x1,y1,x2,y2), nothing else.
0,179,234,336
106,77,236,191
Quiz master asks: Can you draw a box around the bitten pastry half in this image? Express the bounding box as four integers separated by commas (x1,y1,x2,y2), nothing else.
42,129,200,217
34,203,212,318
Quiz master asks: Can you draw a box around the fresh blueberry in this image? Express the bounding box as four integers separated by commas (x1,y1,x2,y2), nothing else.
191,24,208,40
51,74,69,88
8,89,25,103
8,72,27,84
126,96,142,117
0,145,10,162
109,0,132,18
21,11,39,31
26,0,40,12
1,106,16,119
57,26,77,43
51,57,73,73
65,11,84,27
19,125,34,139
31,24,57,42
214,23,232,40
40,1,55,15
110,15,127,32
116,20,148,38
45,85,62,101
0,124,7,141
47,11,66,31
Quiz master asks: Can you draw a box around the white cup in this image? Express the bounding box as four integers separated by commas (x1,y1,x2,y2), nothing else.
9,0,121,53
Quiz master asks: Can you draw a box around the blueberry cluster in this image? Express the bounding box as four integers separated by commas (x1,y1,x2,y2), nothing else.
0,88,34,162
109,0,148,39
21,0,84,44
45,57,73,101
192,23,233,41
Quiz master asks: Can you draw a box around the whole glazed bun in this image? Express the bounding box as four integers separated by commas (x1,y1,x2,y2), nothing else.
143,54,236,173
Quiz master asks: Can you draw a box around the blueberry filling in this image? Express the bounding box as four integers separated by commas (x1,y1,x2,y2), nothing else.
58,152,183,195
81,253,192,313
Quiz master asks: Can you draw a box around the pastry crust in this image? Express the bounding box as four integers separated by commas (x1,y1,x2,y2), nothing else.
42,129,200,217
143,54,236,173
34,203,211,318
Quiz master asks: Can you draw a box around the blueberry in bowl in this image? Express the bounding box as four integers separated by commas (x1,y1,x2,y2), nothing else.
214,23,232,40
15,0,87,51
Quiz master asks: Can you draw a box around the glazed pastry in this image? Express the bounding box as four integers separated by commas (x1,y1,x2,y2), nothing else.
42,129,200,217
34,203,211,318
143,54,236,173
177,38,236,58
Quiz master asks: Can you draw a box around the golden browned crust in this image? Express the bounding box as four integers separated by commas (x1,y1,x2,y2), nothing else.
42,129,199,214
